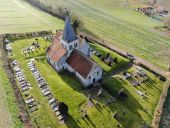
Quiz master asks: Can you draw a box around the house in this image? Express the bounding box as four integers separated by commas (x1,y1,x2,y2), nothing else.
46,16,102,87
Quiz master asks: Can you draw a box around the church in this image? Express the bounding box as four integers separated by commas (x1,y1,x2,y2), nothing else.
46,17,102,87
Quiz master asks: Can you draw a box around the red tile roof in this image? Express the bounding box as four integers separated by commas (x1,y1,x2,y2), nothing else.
67,49,97,78
47,32,67,62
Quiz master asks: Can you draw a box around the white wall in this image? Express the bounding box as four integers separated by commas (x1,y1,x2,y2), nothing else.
61,39,79,52
78,39,91,56
86,66,102,85
67,65,102,87
47,53,68,72
54,55,68,72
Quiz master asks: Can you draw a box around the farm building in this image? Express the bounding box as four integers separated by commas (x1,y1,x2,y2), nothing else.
46,16,102,87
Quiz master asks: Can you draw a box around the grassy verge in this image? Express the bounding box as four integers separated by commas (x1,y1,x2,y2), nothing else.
0,56,23,128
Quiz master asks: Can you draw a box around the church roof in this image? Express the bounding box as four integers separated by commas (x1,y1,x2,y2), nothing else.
79,38,90,50
47,32,67,62
62,16,77,43
67,49,97,78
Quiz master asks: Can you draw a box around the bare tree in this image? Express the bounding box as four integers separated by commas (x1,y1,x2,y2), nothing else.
71,14,84,35
148,0,157,5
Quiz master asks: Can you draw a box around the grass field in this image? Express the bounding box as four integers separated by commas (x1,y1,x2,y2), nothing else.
27,0,170,70
1,0,170,69
0,53,23,128
0,57,13,128
0,0,63,33
9,36,164,128
102,67,164,127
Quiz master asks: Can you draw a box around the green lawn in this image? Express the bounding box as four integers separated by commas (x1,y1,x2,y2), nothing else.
0,0,64,34
102,67,164,127
90,43,129,74
29,0,170,70
10,37,165,128
0,53,23,128
10,37,124,128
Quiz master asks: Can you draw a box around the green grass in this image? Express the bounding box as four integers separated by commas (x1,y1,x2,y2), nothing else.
102,67,164,127
1,0,170,69
10,37,165,128
0,0,64,33
0,53,23,128
10,38,61,127
28,0,170,70
90,43,129,74
10,37,118,128
1,0,170,70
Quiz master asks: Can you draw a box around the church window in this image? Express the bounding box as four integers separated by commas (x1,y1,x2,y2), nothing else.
74,43,78,48
89,76,91,80
69,45,73,50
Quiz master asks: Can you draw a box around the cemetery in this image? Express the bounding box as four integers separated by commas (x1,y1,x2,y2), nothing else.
0,0,169,127
0,29,162,128
90,43,129,74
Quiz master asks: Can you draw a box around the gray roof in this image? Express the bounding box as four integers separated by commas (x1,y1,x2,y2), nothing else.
62,16,77,43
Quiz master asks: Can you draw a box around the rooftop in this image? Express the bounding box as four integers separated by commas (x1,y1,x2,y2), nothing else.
67,49,97,78
47,32,67,62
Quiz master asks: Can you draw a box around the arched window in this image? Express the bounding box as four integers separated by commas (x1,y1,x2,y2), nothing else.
69,45,73,50
74,43,78,47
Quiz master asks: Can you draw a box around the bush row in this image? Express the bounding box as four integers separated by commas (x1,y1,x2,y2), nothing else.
136,62,166,82
4,30,52,40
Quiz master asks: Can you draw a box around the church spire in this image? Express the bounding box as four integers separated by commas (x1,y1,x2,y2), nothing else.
62,16,77,43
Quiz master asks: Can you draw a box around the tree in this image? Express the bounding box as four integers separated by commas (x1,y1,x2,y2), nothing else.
58,102,68,115
106,53,110,58
114,57,118,63
152,0,157,5
148,0,157,5
168,65,170,71
71,14,84,35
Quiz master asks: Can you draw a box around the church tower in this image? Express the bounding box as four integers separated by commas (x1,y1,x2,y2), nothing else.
61,16,79,52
